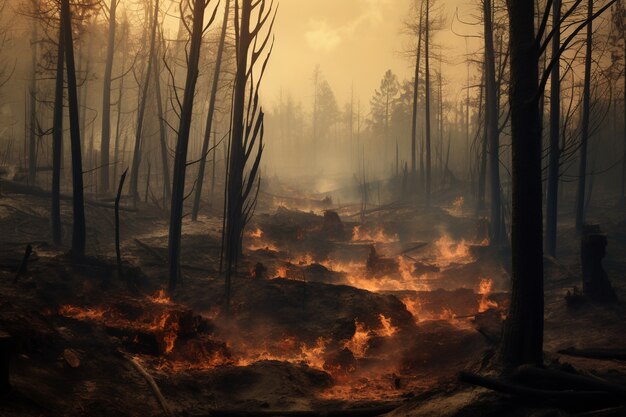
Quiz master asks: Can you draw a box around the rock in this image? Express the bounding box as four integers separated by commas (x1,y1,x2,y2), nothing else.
63,348,80,368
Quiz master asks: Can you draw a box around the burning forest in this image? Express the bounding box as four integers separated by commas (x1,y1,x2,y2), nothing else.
0,0,626,416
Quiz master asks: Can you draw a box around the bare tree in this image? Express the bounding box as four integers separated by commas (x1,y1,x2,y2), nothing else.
223,0,276,311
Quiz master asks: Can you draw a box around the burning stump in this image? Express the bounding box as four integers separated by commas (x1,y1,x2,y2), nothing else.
581,225,617,303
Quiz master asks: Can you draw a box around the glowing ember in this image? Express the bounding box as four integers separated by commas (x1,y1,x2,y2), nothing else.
59,305,106,320
478,278,498,312
351,225,399,243
276,266,288,278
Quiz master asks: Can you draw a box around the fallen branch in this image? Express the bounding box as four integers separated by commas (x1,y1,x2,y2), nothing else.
122,352,174,417
558,347,626,361
13,244,32,284
513,365,626,395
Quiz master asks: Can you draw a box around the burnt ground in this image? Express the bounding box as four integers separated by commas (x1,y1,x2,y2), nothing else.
0,183,625,417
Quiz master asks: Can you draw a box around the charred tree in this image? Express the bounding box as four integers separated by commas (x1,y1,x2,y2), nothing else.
545,0,561,257
575,0,593,232
167,0,216,291
191,0,230,221
484,0,503,244
62,0,87,255
223,0,275,311
153,33,171,203
99,0,118,193
424,0,432,206
129,0,159,205
410,1,423,193
500,0,544,366
51,10,65,246
28,15,37,185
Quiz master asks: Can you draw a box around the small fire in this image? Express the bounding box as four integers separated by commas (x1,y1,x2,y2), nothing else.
343,320,371,358
247,227,263,238
150,312,180,354
446,196,464,216
149,289,172,305
352,225,399,243
378,314,398,337
276,266,288,278
478,278,498,312
401,297,422,321
434,235,472,267
59,305,106,320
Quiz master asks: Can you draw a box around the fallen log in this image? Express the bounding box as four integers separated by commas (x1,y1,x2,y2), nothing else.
121,351,174,417
558,347,626,361
193,404,399,417
459,372,622,407
0,179,137,212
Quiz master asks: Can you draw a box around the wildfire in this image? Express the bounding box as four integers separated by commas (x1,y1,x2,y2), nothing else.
351,225,399,243
276,266,288,278
343,320,371,358
446,196,465,216
434,235,473,267
478,278,498,312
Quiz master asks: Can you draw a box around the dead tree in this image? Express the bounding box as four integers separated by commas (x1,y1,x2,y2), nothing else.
51,5,65,245
223,0,276,310
62,0,87,255
545,0,561,257
500,0,544,367
410,0,423,195
484,0,503,244
424,0,432,206
191,0,231,221
129,0,159,206
28,11,38,185
575,0,593,232
153,28,170,203
99,0,118,193
167,0,218,291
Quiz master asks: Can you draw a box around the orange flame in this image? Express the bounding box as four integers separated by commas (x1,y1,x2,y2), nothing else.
478,278,498,312
343,320,370,358
352,226,399,243
378,314,398,337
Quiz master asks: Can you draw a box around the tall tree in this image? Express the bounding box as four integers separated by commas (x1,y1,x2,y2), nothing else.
51,1,65,245
99,0,118,192
168,0,217,291
410,0,424,192
575,0,593,232
28,8,38,185
192,0,231,221
62,0,87,255
500,0,544,367
424,0,432,206
223,0,275,311
129,0,159,205
545,0,561,256
484,0,503,243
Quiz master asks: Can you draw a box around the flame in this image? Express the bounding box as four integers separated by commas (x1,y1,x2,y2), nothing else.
434,235,473,267
352,225,399,243
446,196,465,216
401,297,422,321
59,305,106,320
247,227,263,238
276,266,288,278
343,320,371,358
150,312,180,354
149,289,172,305
478,278,498,312
378,314,398,337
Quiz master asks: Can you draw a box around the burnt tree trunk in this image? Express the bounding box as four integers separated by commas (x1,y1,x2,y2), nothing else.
28,18,37,185
62,0,86,255
424,0,431,206
99,0,117,193
575,0,593,232
129,0,158,205
191,0,230,221
51,14,65,245
167,0,208,292
484,0,503,243
410,0,423,195
153,41,171,203
500,0,544,367
545,0,561,257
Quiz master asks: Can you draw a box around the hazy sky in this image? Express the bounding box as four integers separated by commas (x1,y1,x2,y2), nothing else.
262,0,479,113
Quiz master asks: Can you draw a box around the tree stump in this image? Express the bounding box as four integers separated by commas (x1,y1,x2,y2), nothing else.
0,331,12,393
581,225,617,302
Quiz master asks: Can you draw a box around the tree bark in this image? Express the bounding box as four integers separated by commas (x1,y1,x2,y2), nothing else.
410,1,423,194
51,13,65,246
191,0,230,221
575,0,593,232
500,0,544,367
100,0,117,193
62,0,87,255
153,45,171,203
28,17,37,185
167,0,207,292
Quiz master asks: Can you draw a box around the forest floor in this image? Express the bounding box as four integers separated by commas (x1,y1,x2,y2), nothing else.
0,181,625,416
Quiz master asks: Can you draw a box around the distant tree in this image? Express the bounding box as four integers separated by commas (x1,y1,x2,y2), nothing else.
316,79,339,140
